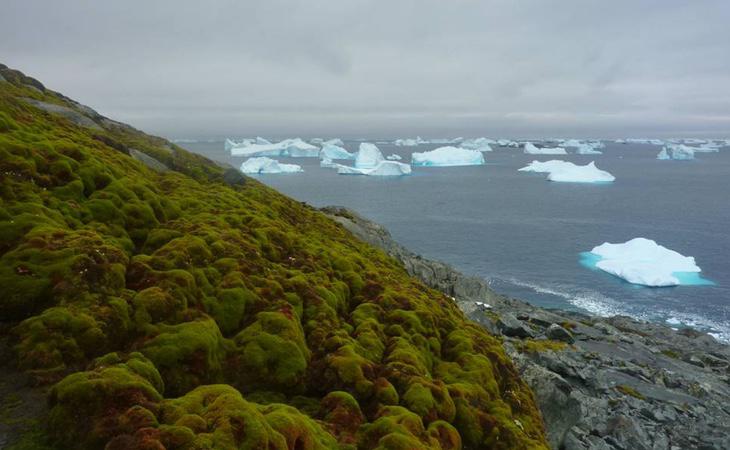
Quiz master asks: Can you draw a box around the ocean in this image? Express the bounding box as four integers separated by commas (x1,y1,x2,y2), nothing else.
181,139,730,341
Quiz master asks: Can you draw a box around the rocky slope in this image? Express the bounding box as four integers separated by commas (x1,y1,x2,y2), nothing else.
0,65,548,449
324,206,730,450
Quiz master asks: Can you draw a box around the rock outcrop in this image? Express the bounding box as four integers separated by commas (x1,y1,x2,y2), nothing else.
324,206,730,450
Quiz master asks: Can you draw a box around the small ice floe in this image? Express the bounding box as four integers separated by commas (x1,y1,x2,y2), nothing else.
240,157,303,174
460,137,495,152
580,237,713,287
524,142,567,155
386,154,402,160
519,160,615,183
411,146,485,167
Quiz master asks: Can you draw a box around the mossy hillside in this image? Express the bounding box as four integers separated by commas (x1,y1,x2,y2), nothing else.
0,67,548,449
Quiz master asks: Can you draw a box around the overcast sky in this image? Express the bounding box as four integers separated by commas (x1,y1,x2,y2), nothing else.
2,0,729,139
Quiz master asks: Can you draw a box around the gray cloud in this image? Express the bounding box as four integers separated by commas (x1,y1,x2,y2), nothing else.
2,0,729,139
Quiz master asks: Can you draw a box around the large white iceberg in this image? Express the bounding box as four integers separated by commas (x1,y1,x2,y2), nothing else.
240,157,303,174
583,238,708,287
524,142,567,155
657,145,695,160
230,138,319,158
336,160,412,176
519,160,615,183
411,146,485,167
355,143,385,168
320,144,355,160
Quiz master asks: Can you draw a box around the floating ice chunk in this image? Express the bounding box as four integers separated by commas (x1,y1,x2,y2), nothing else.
336,160,411,176
255,136,271,145
460,137,494,151
323,138,344,146
355,143,385,168
386,154,402,160
230,138,319,157
411,146,485,167
626,138,664,145
561,139,604,155
320,144,355,160
583,238,708,287
320,158,338,168
657,145,695,160
519,160,615,183
394,137,426,147
524,142,567,155
240,157,303,174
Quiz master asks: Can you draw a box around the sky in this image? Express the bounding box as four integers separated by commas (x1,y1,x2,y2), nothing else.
2,0,730,140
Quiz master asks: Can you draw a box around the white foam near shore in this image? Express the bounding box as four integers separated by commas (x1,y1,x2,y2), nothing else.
411,146,485,167
519,160,615,183
582,238,711,287
240,157,303,174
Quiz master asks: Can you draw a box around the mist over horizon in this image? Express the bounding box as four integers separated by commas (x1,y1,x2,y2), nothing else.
2,0,729,140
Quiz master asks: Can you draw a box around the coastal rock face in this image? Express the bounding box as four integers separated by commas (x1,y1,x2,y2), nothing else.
325,207,730,450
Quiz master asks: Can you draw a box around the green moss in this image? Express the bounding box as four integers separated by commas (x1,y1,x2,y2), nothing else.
515,338,569,354
616,384,646,400
140,318,228,396
0,69,549,450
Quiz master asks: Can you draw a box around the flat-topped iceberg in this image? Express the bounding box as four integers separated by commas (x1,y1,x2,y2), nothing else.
582,237,711,287
524,142,567,155
658,145,695,160
355,143,385,168
320,144,355,160
411,146,485,167
337,160,412,176
240,157,303,174
519,160,615,183
230,138,319,157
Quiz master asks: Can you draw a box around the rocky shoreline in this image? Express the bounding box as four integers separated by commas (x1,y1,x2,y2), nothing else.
323,206,730,450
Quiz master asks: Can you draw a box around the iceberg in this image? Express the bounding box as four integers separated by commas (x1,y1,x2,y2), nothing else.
657,145,695,160
230,138,319,158
323,138,344,146
320,144,355,160
460,137,495,151
386,154,402,160
524,142,567,155
428,137,464,145
355,143,385,168
582,237,710,287
394,137,426,147
561,139,603,155
626,138,664,145
411,146,485,167
519,160,615,183
240,157,303,174
337,160,412,176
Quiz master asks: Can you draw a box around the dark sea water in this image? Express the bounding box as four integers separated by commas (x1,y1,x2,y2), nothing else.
181,140,730,341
